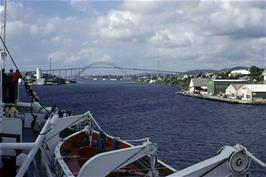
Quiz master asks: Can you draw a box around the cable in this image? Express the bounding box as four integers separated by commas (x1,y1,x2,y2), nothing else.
120,138,149,142
0,34,50,114
116,166,168,173
239,145,266,168
39,128,52,135
25,82,50,114
0,34,19,70
43,114,89,143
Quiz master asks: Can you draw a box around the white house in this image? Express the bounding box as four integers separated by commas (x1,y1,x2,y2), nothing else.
262,69,266,84
189,78,210,94
225,84,243,99
230,69,250,75
239,84,266,101
35,67,45,85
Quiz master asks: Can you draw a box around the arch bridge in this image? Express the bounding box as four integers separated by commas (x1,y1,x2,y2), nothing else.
27,61,180,80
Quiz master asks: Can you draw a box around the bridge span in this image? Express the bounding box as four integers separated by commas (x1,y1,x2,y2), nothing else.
22,61,180,79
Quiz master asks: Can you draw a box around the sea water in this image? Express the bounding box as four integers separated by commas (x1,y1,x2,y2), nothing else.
20,80,266,176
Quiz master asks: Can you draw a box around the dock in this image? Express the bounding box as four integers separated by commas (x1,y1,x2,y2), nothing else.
177,92,266,105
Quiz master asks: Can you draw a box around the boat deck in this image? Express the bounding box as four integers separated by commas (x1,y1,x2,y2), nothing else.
59,132,174,177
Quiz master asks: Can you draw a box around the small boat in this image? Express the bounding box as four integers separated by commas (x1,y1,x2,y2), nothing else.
54,116,175,177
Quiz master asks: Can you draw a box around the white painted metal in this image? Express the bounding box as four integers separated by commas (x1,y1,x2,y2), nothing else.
17,101,51,113
16,114,57,177
236,144,266,168
0,118,22,139
77,142,157,177
0,118,22,156
166,145,249,177
16,102,32,107
44,112,91,154
41,113,91,161
0,143,34,150
46,111,91,140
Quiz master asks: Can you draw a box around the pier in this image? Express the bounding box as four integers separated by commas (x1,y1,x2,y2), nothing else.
177,92,266,105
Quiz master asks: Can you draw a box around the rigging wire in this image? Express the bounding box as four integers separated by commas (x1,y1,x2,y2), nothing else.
0,35,19,70
39,128,52,136
0,34,50,114
115,166,168,174
120,138,149,142
43,114,89,143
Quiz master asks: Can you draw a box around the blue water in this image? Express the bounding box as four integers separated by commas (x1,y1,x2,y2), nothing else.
19,81,266,176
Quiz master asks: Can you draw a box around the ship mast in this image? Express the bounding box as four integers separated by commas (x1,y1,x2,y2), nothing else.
0,0,7,112
3,0,6,50
1,0,7,67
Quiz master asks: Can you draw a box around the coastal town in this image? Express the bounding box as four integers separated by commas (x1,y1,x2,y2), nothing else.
177,66,266,104
21,65,266,105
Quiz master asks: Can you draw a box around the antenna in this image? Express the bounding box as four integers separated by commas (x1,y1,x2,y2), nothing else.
49,57,52,74
157,60,160,79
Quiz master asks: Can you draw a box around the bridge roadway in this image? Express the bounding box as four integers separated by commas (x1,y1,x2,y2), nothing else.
23,66,180,77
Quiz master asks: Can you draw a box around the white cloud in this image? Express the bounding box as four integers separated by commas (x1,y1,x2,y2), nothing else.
149,29,194,48
92,10,142,41
30,24,39,35
6,21,24,35
121,1,164,14
202,1,266,38
0,1,265,72
70,0,92,12
44,23,57,34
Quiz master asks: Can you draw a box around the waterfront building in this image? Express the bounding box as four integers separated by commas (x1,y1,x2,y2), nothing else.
205,72,215,78
230,69,250,76
35,67,45,85
183,74,189,79
263,69,266,84
189,78,210,94
225,84,243,99
238,76,252,81
207,79,249,96
239,84,266,101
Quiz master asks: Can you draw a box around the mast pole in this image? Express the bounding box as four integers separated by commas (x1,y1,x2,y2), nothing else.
2,0,7,68
49,57,52,74
0,0,7,109
3,0,6,48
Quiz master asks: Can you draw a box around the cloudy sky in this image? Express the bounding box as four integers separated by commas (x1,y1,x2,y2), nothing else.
0,0,265,72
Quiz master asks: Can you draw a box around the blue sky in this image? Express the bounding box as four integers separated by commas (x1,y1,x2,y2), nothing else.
1,0,265,72
24,1,121,18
